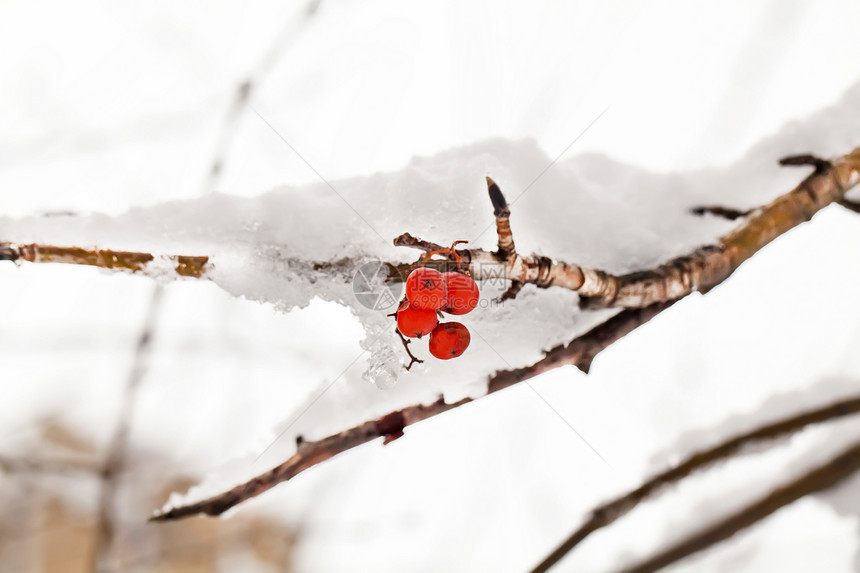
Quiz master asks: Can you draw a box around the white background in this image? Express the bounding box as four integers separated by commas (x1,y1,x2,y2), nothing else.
3,0,860,571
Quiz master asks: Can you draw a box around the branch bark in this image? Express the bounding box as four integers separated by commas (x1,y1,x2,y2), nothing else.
530,393,860,572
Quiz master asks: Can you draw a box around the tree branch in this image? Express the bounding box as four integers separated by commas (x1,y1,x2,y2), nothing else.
530,393,860,572
394,328,424,371
149,301,671,521
6,149,859,312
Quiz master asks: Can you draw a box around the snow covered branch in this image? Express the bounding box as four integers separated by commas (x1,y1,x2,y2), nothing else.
531,393,860,572
3,146,859,524
398,149,860,308
3,149,858,315
141,145,860,521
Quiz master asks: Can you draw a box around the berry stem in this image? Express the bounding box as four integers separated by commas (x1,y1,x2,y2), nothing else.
394,327,424,371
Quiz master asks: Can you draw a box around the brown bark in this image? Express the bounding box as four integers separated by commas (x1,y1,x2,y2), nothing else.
0,243,209,278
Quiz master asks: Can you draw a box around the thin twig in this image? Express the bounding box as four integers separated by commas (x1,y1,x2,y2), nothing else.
395,328,424,371
202,0,323,194
690,205,752,220
0,455,99,476
620,437,860,573
0,243,209,278
530,394,860,572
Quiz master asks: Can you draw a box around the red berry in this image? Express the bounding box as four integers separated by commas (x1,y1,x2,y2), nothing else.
429,322,471,359
406,267,447,309
396,301,438,338
441,272,479,315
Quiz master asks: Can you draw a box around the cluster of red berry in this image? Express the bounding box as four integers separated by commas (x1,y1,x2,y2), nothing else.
396,267,479,360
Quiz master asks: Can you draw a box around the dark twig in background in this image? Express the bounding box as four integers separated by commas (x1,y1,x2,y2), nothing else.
91,286,163,572
202,0,323,195
0,455,99,477
621,438,860,573
531,394,860,572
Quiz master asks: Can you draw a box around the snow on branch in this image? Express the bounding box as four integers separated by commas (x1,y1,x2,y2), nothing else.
149,147,860,521
396,150,860,308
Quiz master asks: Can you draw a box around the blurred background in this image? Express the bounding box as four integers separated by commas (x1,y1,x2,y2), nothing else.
3,0,860,571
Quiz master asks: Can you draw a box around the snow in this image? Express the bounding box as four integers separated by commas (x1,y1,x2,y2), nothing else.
3,0,860,571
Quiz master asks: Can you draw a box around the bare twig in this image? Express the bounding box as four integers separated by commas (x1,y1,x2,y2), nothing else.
202,0,323,194
91,286,163,572
0,243,209,278
391,233,445,254
620,437,860,573
487,176,516,258
530,394,860,572
690,205,752,220
149,301,670,521
394,328,424,371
